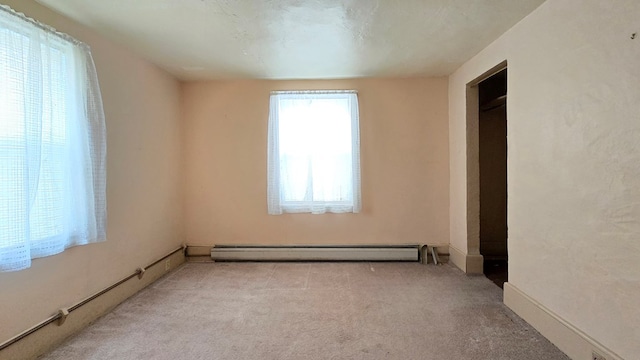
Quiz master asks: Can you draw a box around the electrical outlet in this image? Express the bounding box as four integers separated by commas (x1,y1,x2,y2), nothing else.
592,351,606,360
164,259,171,271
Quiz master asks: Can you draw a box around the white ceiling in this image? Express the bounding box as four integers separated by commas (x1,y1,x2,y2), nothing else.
38,0,545,80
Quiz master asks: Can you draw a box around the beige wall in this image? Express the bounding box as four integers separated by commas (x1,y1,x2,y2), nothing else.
183,78,449,247
0,0,183,342
449,0,639,357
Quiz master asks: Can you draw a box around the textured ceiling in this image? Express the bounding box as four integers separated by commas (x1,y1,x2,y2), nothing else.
38,0,545,80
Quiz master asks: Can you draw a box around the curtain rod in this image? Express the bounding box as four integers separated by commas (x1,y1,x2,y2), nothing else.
270,90,357,95
0,4,88,49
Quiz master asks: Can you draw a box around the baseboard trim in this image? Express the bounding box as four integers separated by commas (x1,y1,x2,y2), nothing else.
419,245,450,264
0,248,186,360
186,245,214,262
504,282,621,360
448,245,483,274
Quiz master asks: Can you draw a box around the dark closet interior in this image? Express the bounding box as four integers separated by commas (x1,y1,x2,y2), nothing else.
478,69,508,288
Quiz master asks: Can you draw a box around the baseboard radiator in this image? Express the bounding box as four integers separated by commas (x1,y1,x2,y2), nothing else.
211,245,420,262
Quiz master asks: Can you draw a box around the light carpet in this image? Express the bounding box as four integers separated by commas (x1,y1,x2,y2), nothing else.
42,262,569,359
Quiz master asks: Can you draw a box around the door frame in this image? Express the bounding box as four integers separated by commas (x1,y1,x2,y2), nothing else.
464,61,508,273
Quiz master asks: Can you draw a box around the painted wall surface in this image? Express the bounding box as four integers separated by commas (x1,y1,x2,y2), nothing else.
0,0,183,342
183,79,449,247
449,0,639,357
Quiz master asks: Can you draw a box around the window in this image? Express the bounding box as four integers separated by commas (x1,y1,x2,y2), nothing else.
267,91,361,214
0,6,106,272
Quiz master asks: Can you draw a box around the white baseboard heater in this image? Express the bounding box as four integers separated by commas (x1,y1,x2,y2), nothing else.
211,245,419,262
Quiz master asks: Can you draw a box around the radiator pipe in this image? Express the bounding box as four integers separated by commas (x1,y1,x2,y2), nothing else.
0,246,185,352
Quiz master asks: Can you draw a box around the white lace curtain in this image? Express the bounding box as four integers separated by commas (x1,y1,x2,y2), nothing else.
267,91,361,215
0,5,106,272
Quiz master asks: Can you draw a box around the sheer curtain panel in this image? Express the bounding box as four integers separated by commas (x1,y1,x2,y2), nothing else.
267,91,361,215
0,5,107,272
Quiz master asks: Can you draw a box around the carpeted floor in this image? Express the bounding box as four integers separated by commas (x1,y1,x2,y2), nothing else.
42,262,568,360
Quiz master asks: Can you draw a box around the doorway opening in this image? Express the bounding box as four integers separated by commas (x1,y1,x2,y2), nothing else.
478,68,508,288
464,63,508,286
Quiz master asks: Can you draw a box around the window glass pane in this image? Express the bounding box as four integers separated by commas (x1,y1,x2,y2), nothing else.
0,4,107,272
29,43,68,241
278,97,353,203
0,27,28,246
267,91,360,215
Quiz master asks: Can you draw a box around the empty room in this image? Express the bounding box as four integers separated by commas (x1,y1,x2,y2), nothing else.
0,0,637,359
